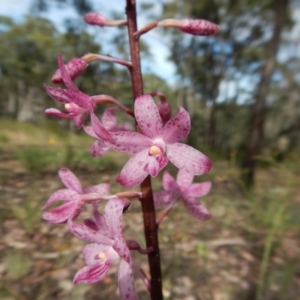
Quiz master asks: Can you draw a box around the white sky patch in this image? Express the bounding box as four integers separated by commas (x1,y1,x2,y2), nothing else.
0,0,31,20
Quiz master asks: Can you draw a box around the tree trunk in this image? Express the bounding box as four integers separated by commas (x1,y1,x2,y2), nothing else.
241,0,289,188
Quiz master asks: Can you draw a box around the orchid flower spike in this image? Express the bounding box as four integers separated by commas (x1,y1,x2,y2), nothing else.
42,168,110,224
68,198,139,300
154,169,212,221
91,94,212,187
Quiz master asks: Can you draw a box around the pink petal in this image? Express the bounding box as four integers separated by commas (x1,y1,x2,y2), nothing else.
73,262,111,284
84,183,110,195
134,94,163,138
92,208,108,233
82,243,110,266
153,191,176,207
182,198,211,220
118,260,139,300
176,169,194,190
113,236,131,264
57,54,77,91
109,131,151,154
64,89,91,109
102,107,117,130
187,181,212,198
162,107,190,143
83,218,99,231
103,198,129,237
89,140,109,157
59,168,82,193
162,171,177,191
91,111,114,143
145,155,168,177
117,150,150,188
157,99,171,123
68,219,113,245
41,189,79,209
45,108,73,119
42,201,78,223
166,143,212,175
52,57,88,84
83,125,97,138
44,85,70,104
73,111,89,129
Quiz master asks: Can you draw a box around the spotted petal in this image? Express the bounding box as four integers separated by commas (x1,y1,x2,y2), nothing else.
134,94,163,138
59,168,82,193
166,143,212,175
68,219,113,245
182,197,211,221
102,107,117,130
162,107,190,143
42,201,80,223
176,169,194,190
186,182,212,198
118,260,139,300
162,171,178,191
44,85,70,104
41,189,79,210
117,150,150,188
73,262,111,284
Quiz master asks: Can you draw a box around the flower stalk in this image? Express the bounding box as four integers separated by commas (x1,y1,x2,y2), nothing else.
126,1,163,299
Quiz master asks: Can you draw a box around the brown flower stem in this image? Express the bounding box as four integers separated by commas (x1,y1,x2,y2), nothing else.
125,1,163,299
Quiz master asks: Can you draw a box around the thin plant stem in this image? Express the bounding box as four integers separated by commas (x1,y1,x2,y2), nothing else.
125,0,163,299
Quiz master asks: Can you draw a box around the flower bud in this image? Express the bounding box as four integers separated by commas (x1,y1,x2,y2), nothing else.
83,12,127,27
158,19,220,36
52,57,88,84
83,12,109,26
157,100,171,123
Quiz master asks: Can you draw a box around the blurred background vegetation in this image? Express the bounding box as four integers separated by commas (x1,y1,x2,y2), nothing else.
0,0,299,299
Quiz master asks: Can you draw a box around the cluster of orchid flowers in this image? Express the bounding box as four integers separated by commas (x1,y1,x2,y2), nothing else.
42,9,219,300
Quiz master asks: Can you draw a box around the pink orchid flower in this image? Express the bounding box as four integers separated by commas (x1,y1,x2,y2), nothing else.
42,168,110,224
44,54,113,142
92,94,212,187
154,169,211,221
44,54,93,128
84,107,131,157
68,198,138,300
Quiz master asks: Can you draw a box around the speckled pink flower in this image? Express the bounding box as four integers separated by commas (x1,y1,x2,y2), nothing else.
154,169,212,221
44,54,113,141
68,198,138,300
44,54,94,129
91,94,212,187
42,168,110,224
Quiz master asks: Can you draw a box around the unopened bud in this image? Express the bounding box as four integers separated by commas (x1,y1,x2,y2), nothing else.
158,19,220,36
157,100,171,123
52,57,88,84
84,12,127,27
84,12,109,26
